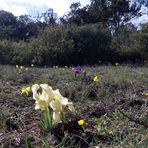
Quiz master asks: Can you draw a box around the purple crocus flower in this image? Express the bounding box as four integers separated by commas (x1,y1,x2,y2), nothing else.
75,65,82,74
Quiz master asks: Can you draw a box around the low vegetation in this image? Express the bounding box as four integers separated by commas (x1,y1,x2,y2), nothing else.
0,65,147,147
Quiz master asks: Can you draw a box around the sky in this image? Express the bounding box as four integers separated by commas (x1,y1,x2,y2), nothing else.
0,0,148,26
131,5,148,27
0,0,90,17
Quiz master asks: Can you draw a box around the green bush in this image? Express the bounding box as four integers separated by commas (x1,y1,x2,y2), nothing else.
0,23,147,66
29,24,113,65
67,24,113,64
0,40,13,64
130,24,148,62
112,23,148,63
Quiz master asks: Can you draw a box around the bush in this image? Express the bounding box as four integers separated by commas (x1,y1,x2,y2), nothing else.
130,23,148,62
0,40,13,64
30,24,113,65
112,23,148,64
0,23,147,66
68,24,113,64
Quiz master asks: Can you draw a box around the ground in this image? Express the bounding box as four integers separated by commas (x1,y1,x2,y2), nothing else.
0,65,148,147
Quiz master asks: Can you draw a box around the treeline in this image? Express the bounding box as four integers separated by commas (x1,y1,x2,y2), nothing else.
0,0,148,66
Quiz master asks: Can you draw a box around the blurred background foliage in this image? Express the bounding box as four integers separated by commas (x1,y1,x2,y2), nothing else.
0,0,148,66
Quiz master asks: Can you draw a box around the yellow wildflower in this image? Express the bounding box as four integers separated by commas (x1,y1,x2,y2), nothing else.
78,119,84,126
144,93,148,96
31,64,34,67
21,86,30,96
16,65,19,68
93,76,100,82
115,63,119,66
20,66,23,69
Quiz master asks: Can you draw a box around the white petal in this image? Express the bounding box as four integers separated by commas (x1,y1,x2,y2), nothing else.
40,84,49,88
40,90,48,101
33,93,40,100
53,89,68,105
67,102,75,112
50,100,63,111
41,84,54,102
53,111,61,124
40,84,53,93
35,103,40,110
31,84,40,93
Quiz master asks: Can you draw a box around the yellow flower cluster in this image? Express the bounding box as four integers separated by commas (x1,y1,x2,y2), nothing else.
53,65,59,68
15,65,28,71
29,84,75,124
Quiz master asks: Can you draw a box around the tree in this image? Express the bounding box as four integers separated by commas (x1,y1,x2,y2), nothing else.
60,2,91,25
89,0,110,24
41,9,57,25
108,0,141,33
16,15,40,40
67,2,82,25
89,0,141,33
131,23,148,62
0,10,17,39
112,23,137,62
62,0,141,33
136,0,148,7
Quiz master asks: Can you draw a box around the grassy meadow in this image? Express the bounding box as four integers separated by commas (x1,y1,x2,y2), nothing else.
0,65,148,147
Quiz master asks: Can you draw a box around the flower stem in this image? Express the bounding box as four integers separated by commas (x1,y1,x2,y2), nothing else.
61,112,66,123
44,107,52,130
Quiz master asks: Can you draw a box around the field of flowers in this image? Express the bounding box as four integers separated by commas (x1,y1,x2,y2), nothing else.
0,65,148,147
